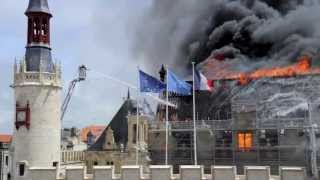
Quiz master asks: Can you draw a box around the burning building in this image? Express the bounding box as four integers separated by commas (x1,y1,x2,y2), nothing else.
134,0,320,177
149,56,320,176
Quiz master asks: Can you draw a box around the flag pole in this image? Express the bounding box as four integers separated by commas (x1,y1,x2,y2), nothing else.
136,67,140,165
192,62,198,165
165,66,169,165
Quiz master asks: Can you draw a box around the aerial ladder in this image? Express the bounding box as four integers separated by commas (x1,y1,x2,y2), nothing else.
61,65,88,121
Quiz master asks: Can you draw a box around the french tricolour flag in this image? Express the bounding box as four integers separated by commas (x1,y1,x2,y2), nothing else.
195,70,213,91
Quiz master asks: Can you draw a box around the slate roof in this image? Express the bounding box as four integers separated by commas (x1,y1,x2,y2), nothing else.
25,0,51,15
25,47,55,72
88,99,137,151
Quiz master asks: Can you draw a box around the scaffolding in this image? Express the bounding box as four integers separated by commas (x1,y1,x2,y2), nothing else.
149,109,320,174
148,75,320,176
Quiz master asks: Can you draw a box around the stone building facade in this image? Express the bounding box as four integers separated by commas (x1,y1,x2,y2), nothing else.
150,73,320,176
86,96,150,173
11,165,308,180
0,135,12,180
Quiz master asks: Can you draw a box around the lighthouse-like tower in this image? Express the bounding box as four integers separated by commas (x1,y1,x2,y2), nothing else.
12,0,61,178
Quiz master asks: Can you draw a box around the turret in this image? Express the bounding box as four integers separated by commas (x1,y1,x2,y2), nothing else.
25,0,54,72
12,1,61,179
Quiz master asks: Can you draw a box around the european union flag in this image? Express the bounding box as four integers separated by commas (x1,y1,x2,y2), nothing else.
139,70,166,93
167,70,192,95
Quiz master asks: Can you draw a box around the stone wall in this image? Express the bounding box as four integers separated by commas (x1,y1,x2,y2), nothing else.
86,115,150,173
23,165,307,180
13,63,62,180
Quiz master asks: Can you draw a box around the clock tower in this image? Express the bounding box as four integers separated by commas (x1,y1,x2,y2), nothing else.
12,0,61,178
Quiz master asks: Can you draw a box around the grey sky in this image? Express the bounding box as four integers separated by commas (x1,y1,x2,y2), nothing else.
0,0,153,133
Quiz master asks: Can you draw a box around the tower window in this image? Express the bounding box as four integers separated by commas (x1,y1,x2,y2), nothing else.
19,163,25,176
42,19,47,34
238,132,253,150
5,156,8,166
35,18,40,33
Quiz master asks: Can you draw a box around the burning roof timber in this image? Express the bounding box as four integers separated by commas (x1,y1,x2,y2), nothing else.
136,0,320,125
161,56,320,122
201,55,320,85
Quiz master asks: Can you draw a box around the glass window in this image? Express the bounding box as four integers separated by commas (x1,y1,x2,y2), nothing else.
5,156,9,166
19,164,25,176
238,132,253,150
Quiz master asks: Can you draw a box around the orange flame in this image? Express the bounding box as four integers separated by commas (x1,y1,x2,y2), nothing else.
203,55,320,86
237,56,314,85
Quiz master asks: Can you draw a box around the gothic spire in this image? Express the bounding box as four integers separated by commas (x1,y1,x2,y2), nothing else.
127,88,131,100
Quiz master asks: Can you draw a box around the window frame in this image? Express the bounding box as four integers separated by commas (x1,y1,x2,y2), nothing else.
237,131,253,150
15,102,31,130
19,163,25,177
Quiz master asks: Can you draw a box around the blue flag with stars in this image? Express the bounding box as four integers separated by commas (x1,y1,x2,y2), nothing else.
167,70,192,95
139,70,166,93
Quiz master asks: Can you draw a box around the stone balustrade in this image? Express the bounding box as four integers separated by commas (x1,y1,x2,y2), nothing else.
25,165,307,180
61,151,85,163
14,71,61,86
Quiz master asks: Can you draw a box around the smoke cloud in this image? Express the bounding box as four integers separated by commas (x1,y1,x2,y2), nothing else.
132,0,320,76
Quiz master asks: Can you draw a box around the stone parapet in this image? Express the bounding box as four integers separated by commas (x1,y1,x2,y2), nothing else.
22,165,307,180
13,60,61,88
14,72,61,87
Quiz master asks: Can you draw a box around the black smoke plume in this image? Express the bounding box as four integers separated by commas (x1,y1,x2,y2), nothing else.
133,0,320,75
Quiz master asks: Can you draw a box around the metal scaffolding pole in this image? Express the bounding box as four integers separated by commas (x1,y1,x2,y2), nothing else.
136,67,140,165
308,103,318,179
165,66,169,165
192,62,198,165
